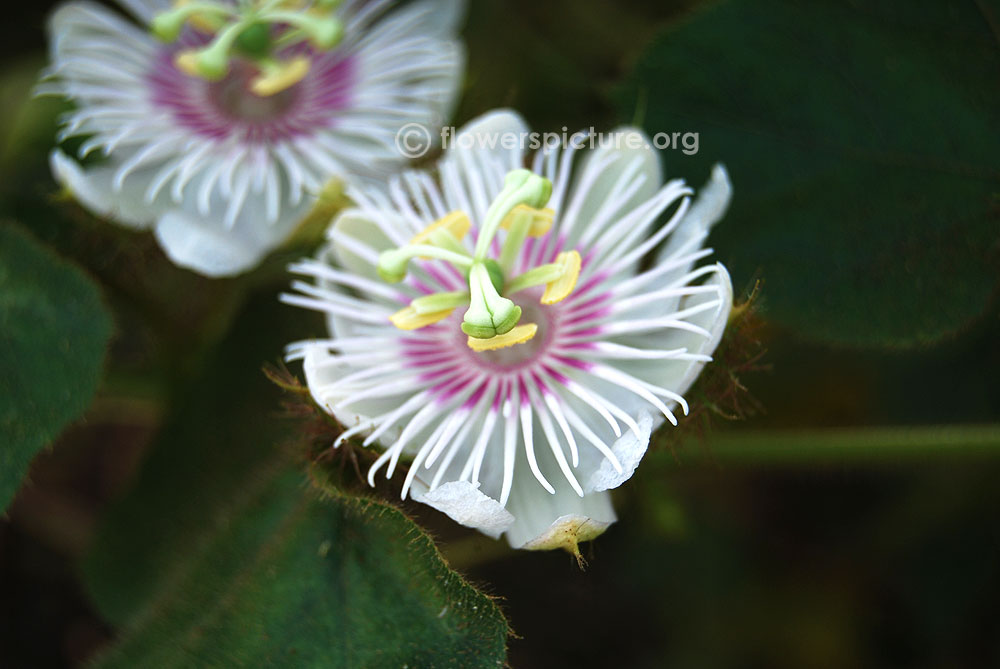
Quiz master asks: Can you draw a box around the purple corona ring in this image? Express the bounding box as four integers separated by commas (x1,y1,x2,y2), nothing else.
42,0,464,276
283,110,734,552
149,41,356,145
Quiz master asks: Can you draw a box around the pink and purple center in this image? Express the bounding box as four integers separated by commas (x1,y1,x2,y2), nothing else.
399,230,614,412
149,30,355,144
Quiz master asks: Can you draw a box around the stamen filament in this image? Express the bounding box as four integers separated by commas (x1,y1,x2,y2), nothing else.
422,228,468,257
506,263,565,295
152,3,237,41
176,20,249,80
378,244,472,283
410,291,470,314
259,10,343,49
498,206,533,272
273,28,310,48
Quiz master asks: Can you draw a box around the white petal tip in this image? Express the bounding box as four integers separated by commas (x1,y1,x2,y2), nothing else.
154,211,266,277
413,480,514,538
586,411,652,493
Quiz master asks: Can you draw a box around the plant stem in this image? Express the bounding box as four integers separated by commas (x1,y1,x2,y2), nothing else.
673,424,1000,465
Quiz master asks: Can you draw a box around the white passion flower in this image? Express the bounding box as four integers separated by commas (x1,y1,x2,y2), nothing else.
283,110,733,552
41,0,465,276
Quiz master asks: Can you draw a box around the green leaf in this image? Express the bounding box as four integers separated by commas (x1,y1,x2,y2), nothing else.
92,469,509,668
619,0,1000,348
0,222,111,509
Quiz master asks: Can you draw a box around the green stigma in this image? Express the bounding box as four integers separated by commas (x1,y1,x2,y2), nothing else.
375,170,584,351
152,0,345,96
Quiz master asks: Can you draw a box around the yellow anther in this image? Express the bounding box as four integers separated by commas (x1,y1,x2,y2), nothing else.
467,323,538,351
251,56,311,96
540,250,581,305
412,211,471,245
500,204,554,237
390,305,455,330
174,50,204,78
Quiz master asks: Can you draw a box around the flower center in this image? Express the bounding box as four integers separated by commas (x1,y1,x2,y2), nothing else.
207,61,300,120
378,169,583,353
151,0,345,96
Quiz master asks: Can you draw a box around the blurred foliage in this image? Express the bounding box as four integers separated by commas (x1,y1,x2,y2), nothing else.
82,294,307,625
0,223,111,510
619,0,1000,348
455,0,701,132
481,461,1000,668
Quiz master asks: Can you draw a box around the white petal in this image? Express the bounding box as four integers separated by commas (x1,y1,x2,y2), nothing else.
503,434,619,550
610,264,734,426
320,0,466,180
447,108,528,164
667,264,733,399
154,211,261,277
585,411,653,493
328,210,398,282
411,480,514,539
583,165,733,424
655,163,732,265
49,2,154,54
302,344,367,424
154,189,311,277
561,127,662,246
395,0,466,37
299,342,412,445
50,149,155,229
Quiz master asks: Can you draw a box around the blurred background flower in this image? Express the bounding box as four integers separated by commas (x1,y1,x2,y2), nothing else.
42,0,464,276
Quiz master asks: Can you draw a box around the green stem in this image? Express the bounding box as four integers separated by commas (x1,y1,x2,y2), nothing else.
669,424,1000,465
